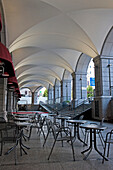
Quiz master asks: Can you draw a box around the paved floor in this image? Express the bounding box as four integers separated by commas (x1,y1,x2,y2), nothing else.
0,117,113,170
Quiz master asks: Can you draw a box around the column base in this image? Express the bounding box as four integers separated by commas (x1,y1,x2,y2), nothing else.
92,96,112,121
0,111,8,122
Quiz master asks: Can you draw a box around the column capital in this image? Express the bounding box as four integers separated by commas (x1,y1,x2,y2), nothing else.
71,72,75,78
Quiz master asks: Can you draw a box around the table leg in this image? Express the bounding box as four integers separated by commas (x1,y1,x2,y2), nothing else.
61,119,65,128
71,124,77,143
19,129,30,156
93,130,108,161
77,125,87,146
81,129,92,159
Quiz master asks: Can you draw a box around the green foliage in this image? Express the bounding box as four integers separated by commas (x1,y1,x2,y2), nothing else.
87,85,94,98
43,89,48,97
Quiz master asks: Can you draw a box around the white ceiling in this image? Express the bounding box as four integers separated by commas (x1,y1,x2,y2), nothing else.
2,0,113,91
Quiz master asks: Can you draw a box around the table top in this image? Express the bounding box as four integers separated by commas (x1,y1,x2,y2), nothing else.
57,116,71,120
14,115,29,118
14,117,30,121
80,123,107,130
67,119,87,124
15,122,31,127
49,114,58,117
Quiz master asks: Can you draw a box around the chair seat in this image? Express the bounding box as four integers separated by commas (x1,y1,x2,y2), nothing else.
1,137,17,142
106,139,113,144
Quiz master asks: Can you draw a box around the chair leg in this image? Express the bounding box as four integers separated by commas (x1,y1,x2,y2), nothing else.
102,142,107,163
41,127,46,140
84,129,89,146
43,129,50,147
0,141,3,156
48,140,57,160
14,146,17,165
48,133,59,160
107,143,110,157
98,131,104,148
28,126,33,140
70,138,75,161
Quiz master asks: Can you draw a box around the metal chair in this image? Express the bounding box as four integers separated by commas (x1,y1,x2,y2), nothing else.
43,118,60,147
28,115,46,140
47,121,75,161
102,129,113,163
0,117,6,122
0,122,20,165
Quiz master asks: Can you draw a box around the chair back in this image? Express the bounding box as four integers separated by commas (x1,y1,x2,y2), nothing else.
100,118,105,125
0,117,6,123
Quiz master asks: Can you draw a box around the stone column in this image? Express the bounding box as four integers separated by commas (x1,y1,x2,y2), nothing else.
54,85,60,103
0,78,8,120
92,55,113,120
62,79,71,102
71,72,87,107
7,89,14,120
53,85,55,104
34,92,37,104
60,80,63,102
48,85,54,104
7,89,13,113
13,93,18,112
32,92,34,105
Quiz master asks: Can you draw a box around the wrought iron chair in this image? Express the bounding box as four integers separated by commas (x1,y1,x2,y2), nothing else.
43,118,60,147
47,121,75,161
102,129,113,163
0,122,20,165
28,114,46,140
0,117,6,122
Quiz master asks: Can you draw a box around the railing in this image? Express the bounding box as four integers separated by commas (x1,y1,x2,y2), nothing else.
47,96,71,104
39,100,70,114
39,101,59,114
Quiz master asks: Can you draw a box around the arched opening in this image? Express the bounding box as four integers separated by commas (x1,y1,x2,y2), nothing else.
18,87,32,111
35,87,47,104
87,58,95,101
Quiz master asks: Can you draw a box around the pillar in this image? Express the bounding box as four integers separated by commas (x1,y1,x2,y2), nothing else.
92,55,113,120
13,93,18,112
71,72,87,108
32,92,34,105
60,80,63,102
34,92,37,104
48,85,54,104
7,89,13,113
0,78,8,120
62,79,71,102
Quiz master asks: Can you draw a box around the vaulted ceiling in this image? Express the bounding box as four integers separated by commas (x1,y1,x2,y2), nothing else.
1,0,113,91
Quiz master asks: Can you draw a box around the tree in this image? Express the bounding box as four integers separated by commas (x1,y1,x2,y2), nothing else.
43,89,48,97
87,85,94,98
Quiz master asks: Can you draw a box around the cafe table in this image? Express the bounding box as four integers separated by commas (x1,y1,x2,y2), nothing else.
57,116,71,128
80,123,108,161
14,117,30,122
48,113,58,124
66,119,87,145
15,122,31,155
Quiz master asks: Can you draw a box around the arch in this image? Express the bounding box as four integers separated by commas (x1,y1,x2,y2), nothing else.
75,53,91,74
20,87,32,93
34,86,43,93
63,69,72,80
100,27,113,56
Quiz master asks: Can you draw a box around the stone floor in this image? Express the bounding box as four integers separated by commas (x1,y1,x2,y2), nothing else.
0,116,113,170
